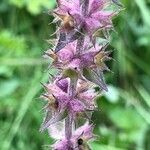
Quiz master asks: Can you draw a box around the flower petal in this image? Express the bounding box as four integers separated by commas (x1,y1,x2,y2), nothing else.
74,122,94,141
81,51,100,67
67,58,81,71
89,0,108,14
69,99,85,113
46,83,70,108
84,18,102,35
53,139,70,150
55,78,69,93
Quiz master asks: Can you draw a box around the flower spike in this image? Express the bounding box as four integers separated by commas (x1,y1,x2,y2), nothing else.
40,0,121,149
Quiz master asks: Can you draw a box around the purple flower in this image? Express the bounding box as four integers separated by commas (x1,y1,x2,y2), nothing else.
40,78,97,132
55,0,116,33
40,0,121,148
53,0,118,52
52,122,94,150
45,40,111,91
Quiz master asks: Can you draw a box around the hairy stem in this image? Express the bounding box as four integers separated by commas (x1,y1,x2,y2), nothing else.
65,78,77,149
65,115,72,140
82,0,89,16
65,1,88,148
76,35,85,55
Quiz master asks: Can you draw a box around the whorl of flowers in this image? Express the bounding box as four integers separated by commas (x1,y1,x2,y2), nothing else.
40,0,122,149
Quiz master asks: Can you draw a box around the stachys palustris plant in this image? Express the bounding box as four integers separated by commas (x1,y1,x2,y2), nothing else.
40,0,122,149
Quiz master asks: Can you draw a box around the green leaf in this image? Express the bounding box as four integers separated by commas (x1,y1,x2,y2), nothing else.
0,66,13,77
104,85,119,103
135,0,150,26
9,0,56,14
0,30,27,56
26,0,56,15
107,106,145,130
0,79,20,98
90,142,124,150
9,0,26,8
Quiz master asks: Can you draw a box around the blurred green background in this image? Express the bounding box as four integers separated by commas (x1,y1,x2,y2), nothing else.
0,0,150,150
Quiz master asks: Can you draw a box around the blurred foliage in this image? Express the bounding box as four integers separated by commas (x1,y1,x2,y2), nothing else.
0,0,150,150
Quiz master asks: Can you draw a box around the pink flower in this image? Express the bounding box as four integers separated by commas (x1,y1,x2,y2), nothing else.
40,0,121,148
52,122,94,150
53,0,118,52
55,0,116,33
45,40,111,91
73,122,95,141
40,78,97,132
